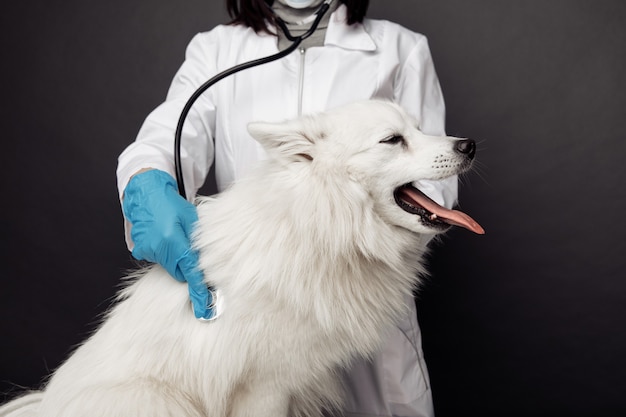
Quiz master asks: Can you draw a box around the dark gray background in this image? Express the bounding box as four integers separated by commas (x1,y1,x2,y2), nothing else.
2,1,625,416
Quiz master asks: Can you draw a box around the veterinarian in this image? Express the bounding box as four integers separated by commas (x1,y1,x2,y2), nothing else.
117,0,457,416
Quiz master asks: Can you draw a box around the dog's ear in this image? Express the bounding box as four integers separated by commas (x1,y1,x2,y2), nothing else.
247,120,314,162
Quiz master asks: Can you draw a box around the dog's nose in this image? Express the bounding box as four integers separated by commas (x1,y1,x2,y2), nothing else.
455,139,476,159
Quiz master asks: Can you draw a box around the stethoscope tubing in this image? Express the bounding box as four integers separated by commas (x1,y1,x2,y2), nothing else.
174,2,331,199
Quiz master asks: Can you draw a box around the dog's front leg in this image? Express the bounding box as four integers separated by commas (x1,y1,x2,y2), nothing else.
227,380,289,417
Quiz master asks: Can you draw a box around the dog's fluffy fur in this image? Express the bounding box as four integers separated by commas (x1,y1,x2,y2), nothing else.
1,100,481,417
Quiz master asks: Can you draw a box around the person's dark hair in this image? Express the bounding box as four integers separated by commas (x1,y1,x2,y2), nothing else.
226,0,369,34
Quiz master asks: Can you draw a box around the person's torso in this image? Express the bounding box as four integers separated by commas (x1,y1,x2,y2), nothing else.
201,17,423,190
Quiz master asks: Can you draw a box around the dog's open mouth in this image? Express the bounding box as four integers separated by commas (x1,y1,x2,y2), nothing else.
394,184,485,234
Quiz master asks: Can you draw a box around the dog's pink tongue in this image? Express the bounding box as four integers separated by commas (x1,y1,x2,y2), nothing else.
403,187,485,234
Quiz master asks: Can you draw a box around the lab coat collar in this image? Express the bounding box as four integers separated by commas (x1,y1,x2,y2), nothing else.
325,4,377,51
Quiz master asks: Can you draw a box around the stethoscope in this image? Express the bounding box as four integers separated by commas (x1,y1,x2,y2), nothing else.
174,0,335,200
174,0,334,321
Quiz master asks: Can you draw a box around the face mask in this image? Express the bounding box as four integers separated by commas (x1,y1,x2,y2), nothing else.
278,0,325,9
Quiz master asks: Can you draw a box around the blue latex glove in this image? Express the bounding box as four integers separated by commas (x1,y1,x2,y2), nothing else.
122,169,215,320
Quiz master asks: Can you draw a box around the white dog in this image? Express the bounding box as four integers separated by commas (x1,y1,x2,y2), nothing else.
0,100,483,417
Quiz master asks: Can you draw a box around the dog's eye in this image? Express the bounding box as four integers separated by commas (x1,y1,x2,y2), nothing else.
380,135,405,145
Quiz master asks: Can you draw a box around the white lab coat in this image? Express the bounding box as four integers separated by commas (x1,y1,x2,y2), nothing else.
117,5,456,417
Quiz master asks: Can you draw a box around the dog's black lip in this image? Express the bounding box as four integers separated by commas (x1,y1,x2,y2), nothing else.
393,184,451,231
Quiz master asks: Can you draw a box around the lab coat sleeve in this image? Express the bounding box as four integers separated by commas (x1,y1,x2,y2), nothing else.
393,36,458,209
116,33,217,248
116,32,217,201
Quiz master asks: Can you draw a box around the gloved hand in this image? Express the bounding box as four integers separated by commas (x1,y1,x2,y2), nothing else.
122,169,215,320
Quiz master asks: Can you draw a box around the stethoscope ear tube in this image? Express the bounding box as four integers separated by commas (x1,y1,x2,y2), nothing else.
174,2,331,199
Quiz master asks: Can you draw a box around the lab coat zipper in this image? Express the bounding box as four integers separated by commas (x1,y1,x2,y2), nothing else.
297,48,306,116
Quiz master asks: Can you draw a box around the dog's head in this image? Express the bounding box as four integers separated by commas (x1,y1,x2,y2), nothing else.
247,100,484,236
